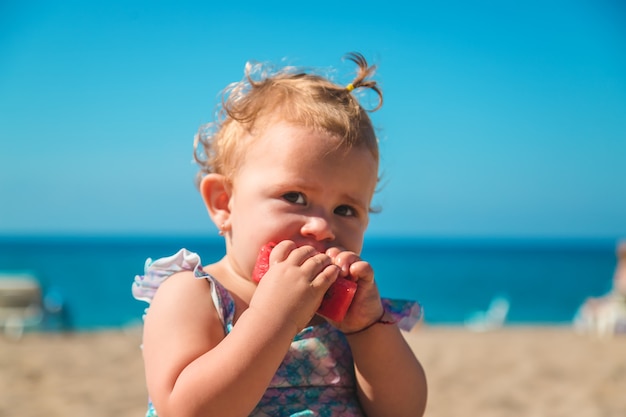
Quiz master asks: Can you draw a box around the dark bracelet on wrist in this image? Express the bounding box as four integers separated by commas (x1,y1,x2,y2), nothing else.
343,308,396,336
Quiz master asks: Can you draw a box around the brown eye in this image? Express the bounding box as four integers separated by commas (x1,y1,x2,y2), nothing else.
283,192,306,205
334,205,355,217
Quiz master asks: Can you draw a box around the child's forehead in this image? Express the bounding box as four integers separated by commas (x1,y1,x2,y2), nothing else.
238,121,377,178
223,118,379,187
246,120,357,158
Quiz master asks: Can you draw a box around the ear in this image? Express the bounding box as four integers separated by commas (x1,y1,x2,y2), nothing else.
199,173,232,231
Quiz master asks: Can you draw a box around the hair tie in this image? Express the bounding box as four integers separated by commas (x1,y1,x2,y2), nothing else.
345,83,355,92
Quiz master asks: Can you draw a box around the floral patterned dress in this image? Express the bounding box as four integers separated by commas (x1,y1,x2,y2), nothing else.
132,249,422,417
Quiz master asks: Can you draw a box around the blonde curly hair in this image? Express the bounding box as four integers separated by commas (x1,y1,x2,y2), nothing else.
193,52,383,185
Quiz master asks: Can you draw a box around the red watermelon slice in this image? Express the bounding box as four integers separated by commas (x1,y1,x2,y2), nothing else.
251,242,277,284
252,242,357,322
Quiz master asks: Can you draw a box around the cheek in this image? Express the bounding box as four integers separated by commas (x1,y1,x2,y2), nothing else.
341,224,367,254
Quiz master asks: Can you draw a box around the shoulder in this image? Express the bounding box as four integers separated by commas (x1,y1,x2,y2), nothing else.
146,269,220,334
151,269,213,308
135,249,227,347
142,269,226,366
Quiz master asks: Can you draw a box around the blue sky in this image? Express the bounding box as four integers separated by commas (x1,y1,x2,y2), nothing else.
1,0,625,239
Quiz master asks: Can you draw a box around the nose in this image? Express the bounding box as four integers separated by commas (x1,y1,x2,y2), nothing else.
300,214,335,242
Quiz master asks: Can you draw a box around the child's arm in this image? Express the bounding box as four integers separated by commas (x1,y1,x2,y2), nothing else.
326,248,428,417
346,317,427,417
142,271,297,417
142,245,339,417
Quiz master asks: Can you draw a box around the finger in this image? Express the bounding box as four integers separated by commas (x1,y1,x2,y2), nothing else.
325,247,342,260
269,240,297,263
287,245,321,266
301,252,334,279
333,251,360,277
310,263,340,291
349,260,374,283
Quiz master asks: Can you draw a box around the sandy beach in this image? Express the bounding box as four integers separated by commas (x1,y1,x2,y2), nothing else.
2,325,625,417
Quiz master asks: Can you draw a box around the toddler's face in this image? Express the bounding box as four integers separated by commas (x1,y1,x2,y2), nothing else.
226,121,379,279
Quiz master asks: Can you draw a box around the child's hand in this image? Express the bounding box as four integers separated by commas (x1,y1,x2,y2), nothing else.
249,240,340,332
324,247,384,333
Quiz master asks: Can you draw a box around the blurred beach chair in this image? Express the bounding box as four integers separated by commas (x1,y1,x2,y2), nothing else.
574,296,626,337
0,272,44,340
573,240,626,337
465,295,510,332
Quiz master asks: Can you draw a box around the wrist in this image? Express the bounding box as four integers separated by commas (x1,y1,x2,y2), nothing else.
343,308,396,336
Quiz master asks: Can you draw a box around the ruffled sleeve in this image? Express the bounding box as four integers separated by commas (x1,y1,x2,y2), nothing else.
132,249,204,303
382,298,423,331
132,248,235,329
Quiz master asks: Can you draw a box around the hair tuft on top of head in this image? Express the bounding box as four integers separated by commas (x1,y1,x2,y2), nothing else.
193,52,383,186
342,52,383,111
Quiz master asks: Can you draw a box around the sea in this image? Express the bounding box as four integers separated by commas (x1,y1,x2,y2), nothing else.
0,235,620,331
